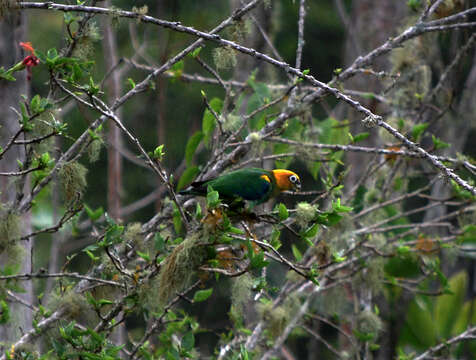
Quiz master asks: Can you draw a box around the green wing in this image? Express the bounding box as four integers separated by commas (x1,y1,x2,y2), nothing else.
208,168,273,202
182,168,271,202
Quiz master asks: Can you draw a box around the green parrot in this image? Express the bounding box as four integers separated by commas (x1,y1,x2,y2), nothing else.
179,167,301,204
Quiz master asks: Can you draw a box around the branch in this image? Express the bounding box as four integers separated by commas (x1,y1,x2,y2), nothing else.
0,166,41,177
376,119,475,195
129,281,201,359
295,0,306,70
414,325,476,360
266,137,476,173
0,308,68,360
17,0,262,214
0,271,125,288
20,203,82,240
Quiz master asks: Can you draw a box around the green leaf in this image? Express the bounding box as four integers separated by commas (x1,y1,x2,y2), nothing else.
39,152,51,168
84,205,104,221
353,328,375,342
411,123,429,141
432,135,450,150
332,198,352,213
240,345,250,360
195,202,202,220
458,225,476,244
84,249,99,261
278,203,289,221
249,250,269,269
303,223,319,239
171,60,184,72
291,244,302,261
193,288,213,302
352,132,370,143
63,12,77,25
177,166,199,191
20,102,30,127
137,250,151,262
407,0,423,11
206,187,220,208
181,332,195,351
70,64,83,83
98,299,114,306
308,265,320,285
102,224,124,246
185,131,203,166
153,144,165,160
0,300,10,324
270,228,281,250
87,76,100,95
401,297,437,349
190,47,202,58
154,233,166,252
397,245,410,255
332,252,346,262
46,48,59,61
172,203,183,234
30,94,42,114
435,271,467,338
384,254,420,278
0,66,16,81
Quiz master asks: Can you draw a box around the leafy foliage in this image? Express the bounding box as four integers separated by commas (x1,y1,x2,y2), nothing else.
0,1,475,359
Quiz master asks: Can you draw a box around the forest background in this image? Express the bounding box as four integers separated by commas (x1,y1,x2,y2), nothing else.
0,0,476,359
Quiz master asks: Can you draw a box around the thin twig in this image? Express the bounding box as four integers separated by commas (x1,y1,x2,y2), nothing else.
0,271,125,288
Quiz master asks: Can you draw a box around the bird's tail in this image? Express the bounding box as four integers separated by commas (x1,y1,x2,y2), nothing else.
178,180,207,196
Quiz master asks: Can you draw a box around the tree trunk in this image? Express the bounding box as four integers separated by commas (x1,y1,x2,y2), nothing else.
0,9,33,345
102,2,125,352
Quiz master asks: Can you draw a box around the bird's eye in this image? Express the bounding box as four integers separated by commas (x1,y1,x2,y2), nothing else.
289,175,298,183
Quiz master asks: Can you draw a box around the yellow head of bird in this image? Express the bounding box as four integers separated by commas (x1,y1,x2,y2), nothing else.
272,169,301,192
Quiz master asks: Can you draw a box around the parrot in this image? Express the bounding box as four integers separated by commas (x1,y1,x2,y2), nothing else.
179,167,301,204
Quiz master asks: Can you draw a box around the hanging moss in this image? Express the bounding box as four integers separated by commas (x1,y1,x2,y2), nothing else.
47,287,94,322
227,19,251,42
0,211,21,253
229,274,254,327
88,138,102,163
389,29,437,113
30,109,58,154
231,273,253,311
124,223,143,247
257,302,289,338
222,114,241,132
58,161,88,202
4,244,25,270
156,234,208,307
356,309,382,338
313,240,331,265
213,46,237,70
71,22,101,61
295,202,316,228
314,285,351,317
354,257,385,295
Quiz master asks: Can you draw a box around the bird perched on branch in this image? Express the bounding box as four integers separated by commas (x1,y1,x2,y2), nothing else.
179,167,301,204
